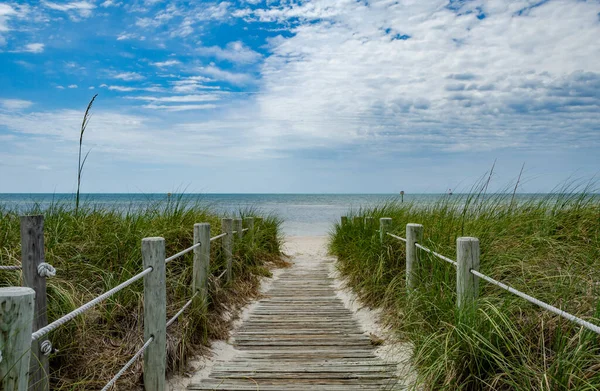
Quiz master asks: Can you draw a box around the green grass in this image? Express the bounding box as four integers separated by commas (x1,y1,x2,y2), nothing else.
330,182,600,391
0,196,284,390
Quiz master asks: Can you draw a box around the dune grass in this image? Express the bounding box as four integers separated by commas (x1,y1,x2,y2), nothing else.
329,181,600,390
0,196,284,390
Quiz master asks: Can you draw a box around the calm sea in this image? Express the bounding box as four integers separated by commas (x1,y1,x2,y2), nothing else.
0,193,575,236
0,193,433,236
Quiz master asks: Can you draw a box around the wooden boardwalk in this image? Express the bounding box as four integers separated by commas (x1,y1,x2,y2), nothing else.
187,254,401,391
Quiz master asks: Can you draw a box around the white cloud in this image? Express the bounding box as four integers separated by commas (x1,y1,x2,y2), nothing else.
22,43,44,53
198,65,254,85
142,103,217,111
0,99,33,111
170,76,216,93
42,1,96,20
68,84,78,89
151,60,180,67
106,85,136,92
0,4,17,34
198,41,261,63
111,72,145,81
89,86,95,90
56,85,65,89
127,94,221,103
100,0,121,7
232,0,600,153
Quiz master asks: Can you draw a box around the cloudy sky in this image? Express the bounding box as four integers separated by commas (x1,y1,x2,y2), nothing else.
0,0,599,193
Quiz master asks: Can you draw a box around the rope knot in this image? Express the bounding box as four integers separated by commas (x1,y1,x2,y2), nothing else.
37,262,56,278
40,340,57,356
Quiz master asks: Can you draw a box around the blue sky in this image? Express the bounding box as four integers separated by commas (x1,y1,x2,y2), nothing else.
0,0,599,193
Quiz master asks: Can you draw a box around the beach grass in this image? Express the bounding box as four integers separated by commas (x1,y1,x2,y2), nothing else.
329,180,600,390
0,196,284,390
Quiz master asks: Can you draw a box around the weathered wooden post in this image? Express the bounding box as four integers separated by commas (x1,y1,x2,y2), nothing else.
20,215,49,391
245,218,255,246
222,218,233,282
0,287,35,391
353,216,362,227
364,217,374,230
456,237,480,309
341,216,348,226
405,223,424,290
379,218,392,244
142,237,166,391
234,218,243,241
193,224,210,308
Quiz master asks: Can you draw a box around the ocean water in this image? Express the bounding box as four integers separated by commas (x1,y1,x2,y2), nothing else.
0,193,433,236
0,193,580,236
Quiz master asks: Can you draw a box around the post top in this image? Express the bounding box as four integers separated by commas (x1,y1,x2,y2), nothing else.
407,223,423,228
222,217,233,221
380,217,392,221
142,237,165,242
0,286,35,297
457,236,479,242
194,223,210,227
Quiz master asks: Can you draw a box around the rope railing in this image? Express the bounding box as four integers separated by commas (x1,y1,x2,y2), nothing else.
32,267,153,341
358,216,600,338
386,232,406,242
3,215,259,390
415,242,458,267
166,291,198,328
100,336,154,391
210,232,227,241
470,269,600,334
0,265,22,271
165,242,201,264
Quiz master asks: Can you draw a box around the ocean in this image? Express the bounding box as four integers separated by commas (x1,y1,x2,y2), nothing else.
0,193,436,236
0,193,577,236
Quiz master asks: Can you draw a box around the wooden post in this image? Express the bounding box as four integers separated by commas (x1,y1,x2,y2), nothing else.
234,218,243,241
20,215,49,391
379,218,392,244
457,237,480,309
193,224,210,309
364,217,373,230
353,216,362,227
245,218,255,245
405,223,424,290
142,237,166,391
341,216,348,226
221,219,233,282
0,287,35,391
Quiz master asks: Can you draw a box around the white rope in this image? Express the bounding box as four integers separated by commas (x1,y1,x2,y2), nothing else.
470,269,600,335
415,243,458,267
32,267,153,341
166,291,198,328
242,228,249,232
0,265,21,271
210,232,227,242
37,262,56,277
100,336,154,391
386,232,407,242
165,242,201,264
231,230,238,234
216,269,227,280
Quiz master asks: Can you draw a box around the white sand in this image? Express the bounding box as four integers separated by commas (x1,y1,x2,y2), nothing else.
168,236,415,390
